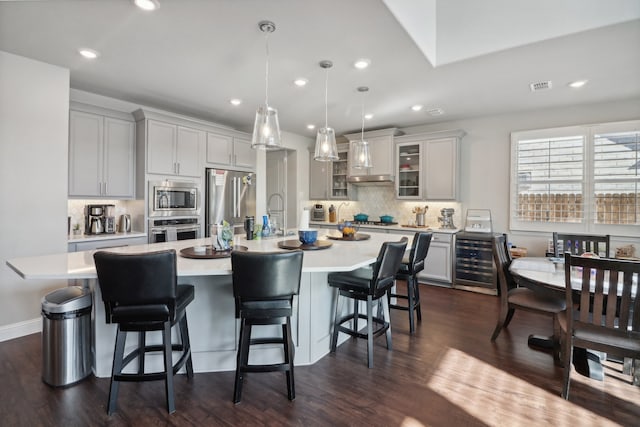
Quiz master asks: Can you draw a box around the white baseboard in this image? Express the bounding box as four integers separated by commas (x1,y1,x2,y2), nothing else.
0,318,41,342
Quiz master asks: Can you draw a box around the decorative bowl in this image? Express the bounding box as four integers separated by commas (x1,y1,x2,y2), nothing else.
380,215,394,223
298,229,318,245
353,213,369,222
337,221,359,238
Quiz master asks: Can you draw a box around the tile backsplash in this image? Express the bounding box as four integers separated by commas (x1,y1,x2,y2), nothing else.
68,199,145,233
310,185,462,228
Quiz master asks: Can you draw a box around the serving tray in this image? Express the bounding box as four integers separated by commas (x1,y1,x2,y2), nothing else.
179,245,248,259
326,233,371,241
277,240,333,251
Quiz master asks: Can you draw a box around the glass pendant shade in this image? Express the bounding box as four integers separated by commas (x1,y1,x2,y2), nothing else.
314,127,338,161
251,104,281,149
251,21,282,150
352,86,372,168
314,60,339,161
352,140,372,169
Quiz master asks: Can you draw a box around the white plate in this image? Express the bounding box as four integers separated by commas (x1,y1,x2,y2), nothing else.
193,246,207,253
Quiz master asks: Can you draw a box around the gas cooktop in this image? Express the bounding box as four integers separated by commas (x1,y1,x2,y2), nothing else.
352,220,399,226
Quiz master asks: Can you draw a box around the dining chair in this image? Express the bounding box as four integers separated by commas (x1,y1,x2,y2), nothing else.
491,234,566,363
553,232,610,258
328,238,408,368
560,253,640,399
388,232,432,333
93,249,194,415
231,250,304,403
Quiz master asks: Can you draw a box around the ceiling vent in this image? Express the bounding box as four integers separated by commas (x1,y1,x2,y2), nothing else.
529,81,552,92
426,108,444,116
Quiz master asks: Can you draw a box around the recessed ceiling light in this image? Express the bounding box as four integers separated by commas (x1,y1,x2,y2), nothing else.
306,124,315,130
78,48,99,59
411,104,423,112
364,114,373,120
229,98,242,106
294,78,308,87
133,0,160,11
354,59,370,70
568,80,588,89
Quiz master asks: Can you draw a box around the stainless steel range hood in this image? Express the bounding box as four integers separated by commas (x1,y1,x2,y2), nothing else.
348,174,394,185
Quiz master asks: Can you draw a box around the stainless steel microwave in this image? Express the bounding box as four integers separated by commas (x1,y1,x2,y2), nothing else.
149,180,200,217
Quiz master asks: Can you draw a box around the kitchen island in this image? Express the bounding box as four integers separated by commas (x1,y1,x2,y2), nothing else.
7,232,410,378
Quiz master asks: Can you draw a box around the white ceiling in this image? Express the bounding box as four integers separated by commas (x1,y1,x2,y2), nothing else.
1,0,639,136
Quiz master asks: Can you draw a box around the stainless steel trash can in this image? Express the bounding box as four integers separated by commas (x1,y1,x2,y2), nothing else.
41,286,92,387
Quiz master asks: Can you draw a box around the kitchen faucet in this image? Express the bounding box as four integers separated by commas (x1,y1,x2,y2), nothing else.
337,202,349,222
267,192,285,234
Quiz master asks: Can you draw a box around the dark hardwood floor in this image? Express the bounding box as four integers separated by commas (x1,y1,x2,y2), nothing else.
1,285,638,426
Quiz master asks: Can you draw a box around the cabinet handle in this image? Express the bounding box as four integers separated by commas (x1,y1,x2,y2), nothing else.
177,162,180,175
229,154,232,165
104,182,107,195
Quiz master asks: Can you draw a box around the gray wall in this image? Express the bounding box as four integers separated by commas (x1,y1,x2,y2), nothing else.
402,97,640,255
0,51,69,334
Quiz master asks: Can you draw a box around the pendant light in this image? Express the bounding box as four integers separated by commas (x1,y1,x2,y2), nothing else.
314,60,338,161
352,86,372,169
251,20,282,150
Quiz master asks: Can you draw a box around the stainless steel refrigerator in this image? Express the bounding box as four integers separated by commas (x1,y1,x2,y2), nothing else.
205,168,256,237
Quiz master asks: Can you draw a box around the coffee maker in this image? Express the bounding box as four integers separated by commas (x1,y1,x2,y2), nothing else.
85,204,116,235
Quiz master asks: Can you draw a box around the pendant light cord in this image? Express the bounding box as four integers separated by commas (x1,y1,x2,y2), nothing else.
264,31,270,106
360,92,365,141
324,67,329,128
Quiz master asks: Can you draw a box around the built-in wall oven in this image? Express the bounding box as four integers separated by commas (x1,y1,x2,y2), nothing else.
149,180,200,218
148,217,200,243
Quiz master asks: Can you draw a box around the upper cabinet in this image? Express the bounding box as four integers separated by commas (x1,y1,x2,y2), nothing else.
145,119,203,177
394,130,465,201
206,131,255,170
69,107,135,198
345,128,400,179
309,144,352,200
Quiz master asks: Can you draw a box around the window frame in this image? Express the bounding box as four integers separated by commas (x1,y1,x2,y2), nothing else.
510,120,639,237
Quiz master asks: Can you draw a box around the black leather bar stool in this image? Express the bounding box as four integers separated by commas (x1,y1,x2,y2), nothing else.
93,249,194,415
231,250,304,403
328,238,407,368
388,232,432,333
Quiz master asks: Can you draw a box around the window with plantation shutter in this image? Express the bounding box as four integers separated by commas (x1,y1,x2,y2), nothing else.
510,120,639,236
593,130,639,225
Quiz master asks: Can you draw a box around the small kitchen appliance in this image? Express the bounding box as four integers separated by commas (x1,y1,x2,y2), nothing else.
84,204,115,235
312,204,325,221
438,208,456,229
119,214,131,232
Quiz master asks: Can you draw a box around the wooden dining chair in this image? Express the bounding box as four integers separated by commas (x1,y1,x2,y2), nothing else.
491,234,566,363
553,232,610,258
560,253,640,399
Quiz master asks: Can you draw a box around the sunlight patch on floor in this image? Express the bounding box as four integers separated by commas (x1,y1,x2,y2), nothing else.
426,347,620,426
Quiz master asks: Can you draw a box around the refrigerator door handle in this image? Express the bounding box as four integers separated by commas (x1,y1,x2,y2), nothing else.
232,177,237,218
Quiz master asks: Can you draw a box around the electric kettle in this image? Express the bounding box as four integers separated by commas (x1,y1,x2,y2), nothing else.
90,217,104,234
119,214,131,232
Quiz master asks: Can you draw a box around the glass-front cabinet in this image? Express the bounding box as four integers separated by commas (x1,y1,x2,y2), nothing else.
396,142,422,199
331,148,349,199
394,130,465,200
309,143,352,200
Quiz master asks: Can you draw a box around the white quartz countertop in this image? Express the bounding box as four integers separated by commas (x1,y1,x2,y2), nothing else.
8,231,411,280
68,231,147,243
309,221,459,234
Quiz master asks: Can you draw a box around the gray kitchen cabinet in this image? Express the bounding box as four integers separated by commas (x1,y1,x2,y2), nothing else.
394,130,465,201
146,119,202,177
419,232,455,285
69,235,148,252
206,131,255,170
345,128,400,178
69,108,135,198
309,144,352,200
